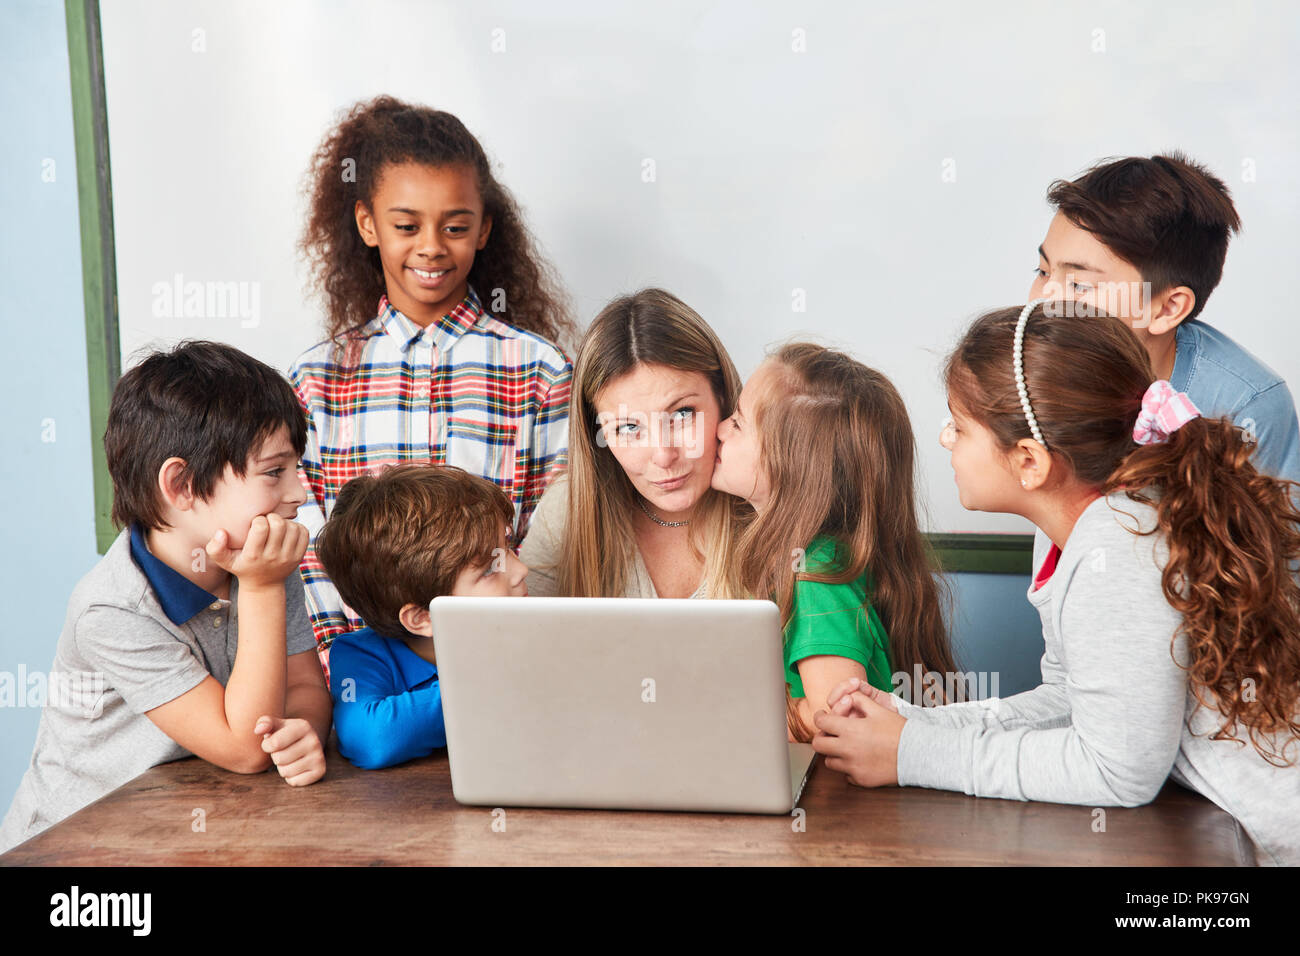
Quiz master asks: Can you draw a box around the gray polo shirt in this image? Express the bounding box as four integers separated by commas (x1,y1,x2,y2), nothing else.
0,525,317,853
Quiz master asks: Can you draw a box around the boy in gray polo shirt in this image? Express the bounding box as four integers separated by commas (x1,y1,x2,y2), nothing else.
0,341,332,853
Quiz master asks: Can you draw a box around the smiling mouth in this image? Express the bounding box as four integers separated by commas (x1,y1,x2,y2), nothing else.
652,474,689,487
410,266,451,280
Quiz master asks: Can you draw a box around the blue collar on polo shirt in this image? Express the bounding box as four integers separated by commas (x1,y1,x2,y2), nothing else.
129,523,220,626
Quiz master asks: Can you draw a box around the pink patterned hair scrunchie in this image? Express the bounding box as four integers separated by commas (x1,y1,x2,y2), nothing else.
1133,380,1201,445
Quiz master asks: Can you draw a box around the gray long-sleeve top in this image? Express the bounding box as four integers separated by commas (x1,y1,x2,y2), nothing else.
895,492,1300,866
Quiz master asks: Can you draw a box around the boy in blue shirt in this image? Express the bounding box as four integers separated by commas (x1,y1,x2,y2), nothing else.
1029,152,1300,485
0,342,332,852
314,464,529,770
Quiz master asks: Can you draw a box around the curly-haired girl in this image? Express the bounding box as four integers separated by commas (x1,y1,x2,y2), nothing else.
815,301,1300,866
290,96,575,664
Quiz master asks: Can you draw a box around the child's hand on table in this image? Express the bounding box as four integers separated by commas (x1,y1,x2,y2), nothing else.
255,715,326,786
811,689,906,788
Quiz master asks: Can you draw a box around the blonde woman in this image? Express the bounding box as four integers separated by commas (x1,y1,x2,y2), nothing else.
519,289,747,599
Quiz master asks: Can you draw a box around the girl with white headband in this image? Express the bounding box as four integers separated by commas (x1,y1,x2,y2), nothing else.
813,300,1300,865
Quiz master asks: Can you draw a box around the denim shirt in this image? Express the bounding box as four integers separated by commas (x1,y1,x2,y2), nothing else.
1169,318,1300,486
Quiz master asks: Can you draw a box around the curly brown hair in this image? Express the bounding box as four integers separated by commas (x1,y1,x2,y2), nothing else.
299,95,574,354
946,304,1300,766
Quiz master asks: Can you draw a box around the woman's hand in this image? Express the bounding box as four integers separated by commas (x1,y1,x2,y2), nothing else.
811,691,905,787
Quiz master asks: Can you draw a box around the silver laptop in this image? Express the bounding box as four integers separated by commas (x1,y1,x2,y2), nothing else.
429,596,816,814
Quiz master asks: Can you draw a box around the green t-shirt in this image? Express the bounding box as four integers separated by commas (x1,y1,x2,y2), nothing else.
783,536,893,699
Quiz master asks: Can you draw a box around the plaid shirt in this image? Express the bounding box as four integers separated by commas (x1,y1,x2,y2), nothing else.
290,288,572,662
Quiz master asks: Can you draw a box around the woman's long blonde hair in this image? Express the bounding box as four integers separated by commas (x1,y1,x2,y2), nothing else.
548,289,748,598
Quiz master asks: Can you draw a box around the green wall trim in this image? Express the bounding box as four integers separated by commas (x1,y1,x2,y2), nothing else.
927,533,1034,575
65,0,120,554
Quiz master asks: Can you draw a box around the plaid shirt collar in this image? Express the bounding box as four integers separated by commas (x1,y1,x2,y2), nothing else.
373,286,486,354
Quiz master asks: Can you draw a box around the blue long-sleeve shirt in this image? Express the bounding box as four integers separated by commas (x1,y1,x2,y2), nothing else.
327,626,446,769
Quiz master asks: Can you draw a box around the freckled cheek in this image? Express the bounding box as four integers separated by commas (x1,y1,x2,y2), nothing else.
607,444,649,482
685,420,720,465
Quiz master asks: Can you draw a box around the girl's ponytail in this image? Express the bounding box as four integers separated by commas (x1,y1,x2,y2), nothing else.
1106,417,1300,765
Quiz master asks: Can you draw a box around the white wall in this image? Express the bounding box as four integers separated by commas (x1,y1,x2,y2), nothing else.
100,0,1300,534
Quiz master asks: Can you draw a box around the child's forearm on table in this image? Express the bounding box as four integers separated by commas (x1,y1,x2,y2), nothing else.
226,584,289,730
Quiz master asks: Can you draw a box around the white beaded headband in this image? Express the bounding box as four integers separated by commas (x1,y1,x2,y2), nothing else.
1013,299,1048,448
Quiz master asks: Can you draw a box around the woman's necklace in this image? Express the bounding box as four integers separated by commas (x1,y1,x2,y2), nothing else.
637,497,690,528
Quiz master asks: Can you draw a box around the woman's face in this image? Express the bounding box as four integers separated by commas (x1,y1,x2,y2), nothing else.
593,363,722,519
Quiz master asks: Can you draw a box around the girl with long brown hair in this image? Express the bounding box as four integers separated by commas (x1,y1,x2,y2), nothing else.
711,343,960,742
815,301,1300,865
289,96,575,674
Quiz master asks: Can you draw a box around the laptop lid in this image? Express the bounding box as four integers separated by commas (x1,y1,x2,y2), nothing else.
430,596,810,814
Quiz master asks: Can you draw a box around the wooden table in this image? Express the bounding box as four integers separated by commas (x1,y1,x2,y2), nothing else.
1,740,1253,866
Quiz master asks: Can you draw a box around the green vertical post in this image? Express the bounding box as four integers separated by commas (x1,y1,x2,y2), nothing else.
65,0,120,553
